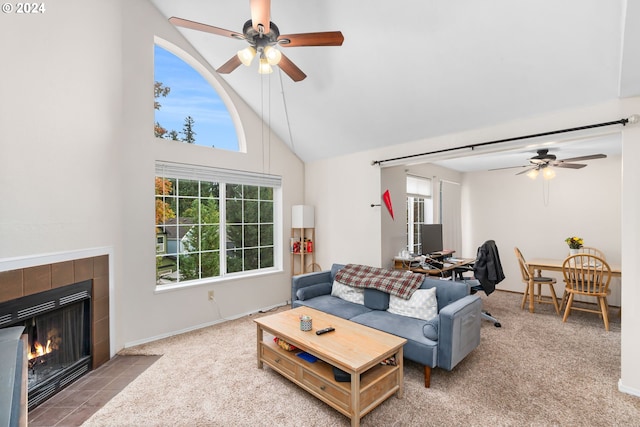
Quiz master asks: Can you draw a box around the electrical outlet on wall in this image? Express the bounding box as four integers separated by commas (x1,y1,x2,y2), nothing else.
208,290,214,301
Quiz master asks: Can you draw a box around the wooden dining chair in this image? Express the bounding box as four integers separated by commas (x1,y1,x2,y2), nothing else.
515,247,560,314
577,246,606,259
561,246,606,310
561,254,612,331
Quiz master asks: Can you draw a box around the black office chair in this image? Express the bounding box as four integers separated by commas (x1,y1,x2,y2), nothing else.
455,240,505,327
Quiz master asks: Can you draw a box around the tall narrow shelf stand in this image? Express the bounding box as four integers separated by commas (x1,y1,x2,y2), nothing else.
291,227,315,276
291,205,315,276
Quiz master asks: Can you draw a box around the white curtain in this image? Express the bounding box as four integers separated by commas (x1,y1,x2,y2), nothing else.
440,180,462,252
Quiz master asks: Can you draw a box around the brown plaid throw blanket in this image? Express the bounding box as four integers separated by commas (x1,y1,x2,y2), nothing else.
334,264,423,299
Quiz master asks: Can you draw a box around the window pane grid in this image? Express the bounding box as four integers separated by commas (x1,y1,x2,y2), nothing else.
157,167,278,285
407,196,432,254
406,176,432,254
225,184,275,275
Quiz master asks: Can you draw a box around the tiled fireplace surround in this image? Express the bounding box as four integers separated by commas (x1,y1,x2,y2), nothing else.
0,254,111,371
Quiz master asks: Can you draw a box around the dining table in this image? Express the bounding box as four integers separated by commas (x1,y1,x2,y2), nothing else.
525,258,622,313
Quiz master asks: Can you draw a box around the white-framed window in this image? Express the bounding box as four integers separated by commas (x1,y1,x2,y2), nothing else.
155,161,282,287
156,235,166,254
406,175,433,254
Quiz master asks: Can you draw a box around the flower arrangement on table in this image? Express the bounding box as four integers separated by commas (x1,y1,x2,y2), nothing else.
565,236,584,249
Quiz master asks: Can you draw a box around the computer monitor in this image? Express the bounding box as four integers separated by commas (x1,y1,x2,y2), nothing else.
420,224,443,255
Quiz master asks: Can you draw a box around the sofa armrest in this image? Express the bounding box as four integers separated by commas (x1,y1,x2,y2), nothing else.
436,294,482,371
291,270,332,305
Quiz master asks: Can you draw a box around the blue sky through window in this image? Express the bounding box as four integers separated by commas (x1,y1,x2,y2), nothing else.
154,45,238,151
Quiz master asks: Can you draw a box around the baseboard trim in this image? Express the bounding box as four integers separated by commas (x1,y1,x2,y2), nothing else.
618,379,640,397
123,301,288,349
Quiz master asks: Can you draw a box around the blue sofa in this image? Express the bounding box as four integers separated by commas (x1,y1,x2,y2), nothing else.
291,263,482,387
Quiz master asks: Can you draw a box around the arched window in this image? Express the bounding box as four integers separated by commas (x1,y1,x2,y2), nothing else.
154,42,240,151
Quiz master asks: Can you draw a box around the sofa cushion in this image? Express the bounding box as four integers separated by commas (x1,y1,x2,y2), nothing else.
331,280,364,305
387,287,438,321
422,317,439,341
296,282,333,301
363,288,390,310
350,310,438,367
420,277,469,312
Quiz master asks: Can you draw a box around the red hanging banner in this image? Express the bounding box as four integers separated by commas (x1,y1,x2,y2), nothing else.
382,189,394,220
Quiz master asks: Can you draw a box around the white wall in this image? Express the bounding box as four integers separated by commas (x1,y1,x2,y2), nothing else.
0,0,123,257
1,0,305,351
304,151,382,270
620,122,640,395
305,98,640,396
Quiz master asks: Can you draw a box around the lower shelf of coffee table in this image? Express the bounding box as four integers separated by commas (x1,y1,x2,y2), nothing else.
260,339,400,417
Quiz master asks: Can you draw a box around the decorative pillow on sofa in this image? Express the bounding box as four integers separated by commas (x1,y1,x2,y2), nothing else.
364,288,390,310
296,282,333,301
331,280,365,305
422,317,439,341
387,287,438,321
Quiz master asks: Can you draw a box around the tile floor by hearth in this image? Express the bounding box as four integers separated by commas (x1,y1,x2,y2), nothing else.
27,355,161,426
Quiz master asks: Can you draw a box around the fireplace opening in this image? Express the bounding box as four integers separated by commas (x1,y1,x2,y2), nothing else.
0,280,92,410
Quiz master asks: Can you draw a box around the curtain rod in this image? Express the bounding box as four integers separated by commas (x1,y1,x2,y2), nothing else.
372,115,638,166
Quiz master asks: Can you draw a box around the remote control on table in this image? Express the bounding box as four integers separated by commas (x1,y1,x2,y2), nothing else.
316,327,335,335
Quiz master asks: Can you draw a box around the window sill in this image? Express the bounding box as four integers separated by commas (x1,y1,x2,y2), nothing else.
153,267,284,294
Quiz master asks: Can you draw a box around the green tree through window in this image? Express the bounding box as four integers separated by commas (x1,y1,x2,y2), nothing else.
226,184,274,273
155,163,280,286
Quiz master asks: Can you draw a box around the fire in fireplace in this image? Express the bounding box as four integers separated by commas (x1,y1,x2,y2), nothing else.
0,280,92,409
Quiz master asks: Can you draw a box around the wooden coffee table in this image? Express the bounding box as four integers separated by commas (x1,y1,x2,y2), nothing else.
255,307,406,427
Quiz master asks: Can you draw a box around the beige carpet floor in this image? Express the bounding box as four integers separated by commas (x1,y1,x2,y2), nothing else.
83,291,639,426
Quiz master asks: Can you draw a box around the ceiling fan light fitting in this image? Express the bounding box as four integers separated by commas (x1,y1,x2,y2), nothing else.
258,57,273,74
263,45,282,65
542,168,556,180
237,46,257,66
527,169,539,180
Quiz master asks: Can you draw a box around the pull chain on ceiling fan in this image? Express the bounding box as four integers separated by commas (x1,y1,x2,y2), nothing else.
169,0,344,82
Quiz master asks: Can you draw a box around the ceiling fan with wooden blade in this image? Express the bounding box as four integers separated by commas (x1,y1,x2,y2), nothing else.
491,149,607,176
551,153,607,168
168,0,344,82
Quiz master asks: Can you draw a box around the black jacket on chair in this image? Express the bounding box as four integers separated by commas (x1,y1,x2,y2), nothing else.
473,240,505,295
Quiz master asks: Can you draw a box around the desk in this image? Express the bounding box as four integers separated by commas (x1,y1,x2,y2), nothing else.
525,258,622,313
394,257,475,276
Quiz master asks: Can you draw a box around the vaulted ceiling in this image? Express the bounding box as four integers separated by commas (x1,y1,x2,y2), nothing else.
149,0,639,170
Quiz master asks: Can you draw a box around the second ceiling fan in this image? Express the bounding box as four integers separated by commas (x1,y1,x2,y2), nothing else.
169,0,344,82
492,149,607,178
